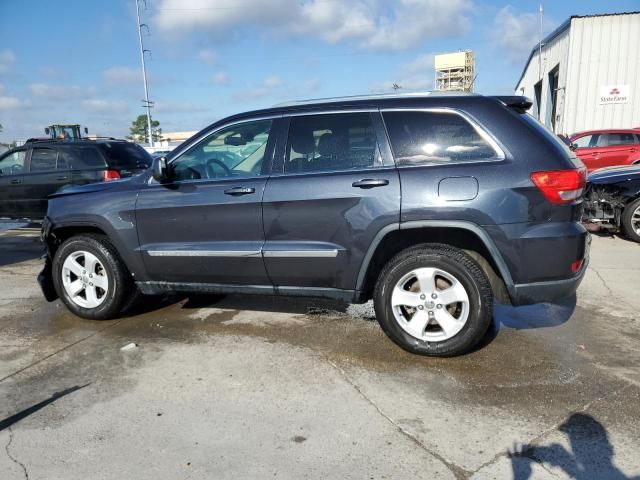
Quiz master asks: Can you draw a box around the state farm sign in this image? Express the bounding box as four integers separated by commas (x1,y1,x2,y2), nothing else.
599,85,629,105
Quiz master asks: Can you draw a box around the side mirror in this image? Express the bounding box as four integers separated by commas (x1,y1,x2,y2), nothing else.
84,127,89,134
570,143,577,152
151,156,169,182
44,127,50,135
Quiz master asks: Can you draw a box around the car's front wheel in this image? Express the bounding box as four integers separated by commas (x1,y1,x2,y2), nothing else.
373,244,493,357
621,197,640,243
52,234,135,319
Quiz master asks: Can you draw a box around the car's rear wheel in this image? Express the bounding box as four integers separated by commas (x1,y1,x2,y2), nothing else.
374,244,493,357
52,234,135,319
621,198,640,243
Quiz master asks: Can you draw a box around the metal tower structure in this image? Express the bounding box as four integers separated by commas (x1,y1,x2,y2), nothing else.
135,0,154,147
434,51,475,92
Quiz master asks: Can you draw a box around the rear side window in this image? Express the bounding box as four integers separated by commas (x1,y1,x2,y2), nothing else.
572,135,594,148
30,148,59,172
383,111,499,166
606,133,637,146
60,147,107,169
99,142,152,169
285,113,382,174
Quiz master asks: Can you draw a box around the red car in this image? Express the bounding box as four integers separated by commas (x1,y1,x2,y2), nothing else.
570,129,640,172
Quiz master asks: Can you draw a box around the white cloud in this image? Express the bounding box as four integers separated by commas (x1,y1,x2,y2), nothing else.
0,96,21,110
29,83,96,99
0,49,16,73
82,99,130,114
370,53,434,93
212,72,230,85
492,6,555,62
103,66,140,85
304,79,321,92
153,0,472,52
154,101,208,114
0,83,5,95
198,49,217,64
233,75,287,102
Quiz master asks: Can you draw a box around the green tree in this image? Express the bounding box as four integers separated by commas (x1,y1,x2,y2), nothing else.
127,114,161,144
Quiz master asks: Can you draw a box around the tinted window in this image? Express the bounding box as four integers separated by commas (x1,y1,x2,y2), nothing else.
61,147,107,169
0,150,27,175
172,119,272,182
285,113,381,173
30,148,58,172
383,111,498,166
606,133,638,146
100,142,152,168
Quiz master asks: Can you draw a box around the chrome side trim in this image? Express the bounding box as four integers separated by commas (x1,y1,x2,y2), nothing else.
263,250,339,258
147,250,261,258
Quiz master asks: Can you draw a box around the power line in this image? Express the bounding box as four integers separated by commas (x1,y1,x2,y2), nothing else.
136,0,155,147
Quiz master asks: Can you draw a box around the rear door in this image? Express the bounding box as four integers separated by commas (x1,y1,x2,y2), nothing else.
261,111,400,295
24,146,71,218
0,149,28,218
64,145,108,186
599,133,639,167
99,142,152,177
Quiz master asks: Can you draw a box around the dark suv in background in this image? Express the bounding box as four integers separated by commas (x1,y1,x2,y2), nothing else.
0,139,152,220
39,92,589,356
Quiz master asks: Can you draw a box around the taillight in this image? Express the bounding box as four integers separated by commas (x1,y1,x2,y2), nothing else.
102,169,121,181
571,258,584,273
530,168,586,204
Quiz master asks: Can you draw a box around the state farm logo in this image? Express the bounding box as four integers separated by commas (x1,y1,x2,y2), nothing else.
600,85,629,105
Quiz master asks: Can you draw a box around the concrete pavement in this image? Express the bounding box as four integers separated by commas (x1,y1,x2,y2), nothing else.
0,227,639,479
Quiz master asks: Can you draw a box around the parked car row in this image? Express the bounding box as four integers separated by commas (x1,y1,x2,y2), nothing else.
570,128,640,172
0,138,152,219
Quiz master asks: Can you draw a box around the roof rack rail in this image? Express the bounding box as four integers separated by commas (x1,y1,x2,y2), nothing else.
274,90,477,107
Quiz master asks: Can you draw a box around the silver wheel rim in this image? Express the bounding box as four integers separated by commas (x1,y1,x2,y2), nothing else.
391,267,470,342
632,205,640,236
62,250,109,309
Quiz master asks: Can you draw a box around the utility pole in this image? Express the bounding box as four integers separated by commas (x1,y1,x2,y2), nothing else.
135,0,154,147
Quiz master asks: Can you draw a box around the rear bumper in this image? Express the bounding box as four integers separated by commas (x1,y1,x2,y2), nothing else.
507,233,590,306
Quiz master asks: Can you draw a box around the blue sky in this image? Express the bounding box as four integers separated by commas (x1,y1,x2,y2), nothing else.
0,0,637,142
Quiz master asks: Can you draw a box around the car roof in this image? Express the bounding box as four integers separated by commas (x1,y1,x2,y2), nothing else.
571,129,640,137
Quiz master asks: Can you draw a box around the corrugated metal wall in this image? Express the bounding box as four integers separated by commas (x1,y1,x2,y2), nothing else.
516,13,640,134
564,14,640,133
516,29,570,130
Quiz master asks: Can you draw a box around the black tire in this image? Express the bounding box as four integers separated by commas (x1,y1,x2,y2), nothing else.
373,244,493,357
52,234,136,320
621,198,640,243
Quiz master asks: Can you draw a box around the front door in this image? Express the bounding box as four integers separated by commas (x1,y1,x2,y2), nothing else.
135,118,276,285
262,111,401,294
0,149,28,219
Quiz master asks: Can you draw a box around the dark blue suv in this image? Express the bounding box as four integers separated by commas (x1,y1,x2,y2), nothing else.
38,92,589,356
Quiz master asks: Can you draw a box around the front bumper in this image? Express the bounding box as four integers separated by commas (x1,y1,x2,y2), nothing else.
38,257,58,302
507,234,591,306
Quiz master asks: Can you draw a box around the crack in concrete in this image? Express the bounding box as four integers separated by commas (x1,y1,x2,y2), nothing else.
0,319,124,384
591,267,614,296
323,356,471,480
5,427,29,480
468,382,635,477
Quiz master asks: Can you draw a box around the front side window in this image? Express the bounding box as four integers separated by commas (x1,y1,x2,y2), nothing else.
572,135,593,148
285,113,382,174
171,119,272,182
383,111,499,166
0,150,27,175
30,148,59,172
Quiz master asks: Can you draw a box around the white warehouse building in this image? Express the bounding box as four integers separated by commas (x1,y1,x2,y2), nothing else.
515,11,640,134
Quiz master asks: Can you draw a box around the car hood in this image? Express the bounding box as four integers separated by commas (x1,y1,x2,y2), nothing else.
49,177,136,198
588,165,640,184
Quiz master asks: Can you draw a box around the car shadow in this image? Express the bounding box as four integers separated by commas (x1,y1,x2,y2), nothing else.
509,413,639,479
0,231,44,267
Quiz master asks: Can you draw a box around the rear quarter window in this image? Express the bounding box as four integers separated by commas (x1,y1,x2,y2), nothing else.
382,111,500,166
99,143,152,169
60,147,107,169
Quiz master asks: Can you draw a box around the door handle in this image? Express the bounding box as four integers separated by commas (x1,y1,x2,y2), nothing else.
10,179,22,184
224,186,256,196
56,176,69,181
352,179,389,189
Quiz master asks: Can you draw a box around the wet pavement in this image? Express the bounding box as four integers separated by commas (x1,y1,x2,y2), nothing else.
0,226,639,479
